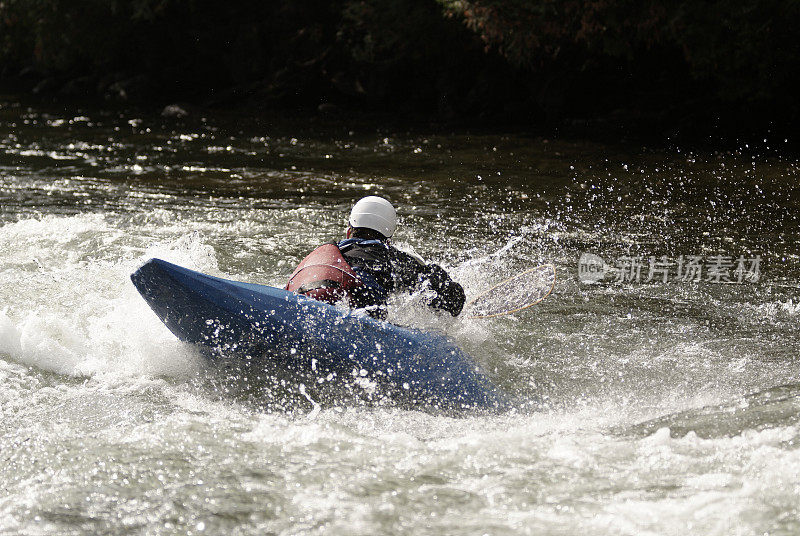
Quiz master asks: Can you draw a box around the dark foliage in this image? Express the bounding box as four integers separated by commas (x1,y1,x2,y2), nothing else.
442,0,800,119
1,0,797,130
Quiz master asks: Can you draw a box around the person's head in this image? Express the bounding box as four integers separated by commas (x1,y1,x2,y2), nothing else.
346,196,396,241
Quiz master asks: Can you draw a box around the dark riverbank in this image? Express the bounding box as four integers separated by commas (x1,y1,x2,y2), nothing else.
2,0,798,143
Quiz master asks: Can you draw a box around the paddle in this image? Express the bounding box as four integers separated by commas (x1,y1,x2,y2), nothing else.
464,264,556,319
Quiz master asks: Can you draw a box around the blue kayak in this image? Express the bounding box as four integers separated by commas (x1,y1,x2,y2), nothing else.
131,259,508,410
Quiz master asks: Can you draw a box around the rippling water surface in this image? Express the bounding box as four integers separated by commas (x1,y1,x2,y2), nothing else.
2,99,800,535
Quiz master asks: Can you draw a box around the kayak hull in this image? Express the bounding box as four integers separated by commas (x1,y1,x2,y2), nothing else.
131,259,508,410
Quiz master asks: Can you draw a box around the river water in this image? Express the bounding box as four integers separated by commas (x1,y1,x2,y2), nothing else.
1,99,800,535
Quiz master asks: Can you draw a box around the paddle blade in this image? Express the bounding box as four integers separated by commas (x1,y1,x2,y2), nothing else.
466,264,556,318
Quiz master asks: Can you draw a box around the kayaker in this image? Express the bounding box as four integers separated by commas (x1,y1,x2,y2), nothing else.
286,196,465,318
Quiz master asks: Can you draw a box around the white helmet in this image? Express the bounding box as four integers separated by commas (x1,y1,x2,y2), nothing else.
348,196,397,238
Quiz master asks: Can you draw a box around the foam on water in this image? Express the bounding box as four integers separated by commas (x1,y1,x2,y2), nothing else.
0,213,207,379
225,403,800,536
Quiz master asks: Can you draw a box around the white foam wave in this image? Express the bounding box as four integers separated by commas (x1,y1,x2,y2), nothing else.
0,213,211,379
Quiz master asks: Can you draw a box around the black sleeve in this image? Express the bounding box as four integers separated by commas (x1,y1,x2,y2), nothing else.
420,263,466,316
389,248,466,316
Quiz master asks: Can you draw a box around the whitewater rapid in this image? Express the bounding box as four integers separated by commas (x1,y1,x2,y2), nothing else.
2,102,800,534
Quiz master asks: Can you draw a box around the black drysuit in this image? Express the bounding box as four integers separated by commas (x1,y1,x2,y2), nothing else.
337,238,465,317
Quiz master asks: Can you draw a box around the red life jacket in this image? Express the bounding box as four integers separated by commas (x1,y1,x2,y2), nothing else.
285,243,363,305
